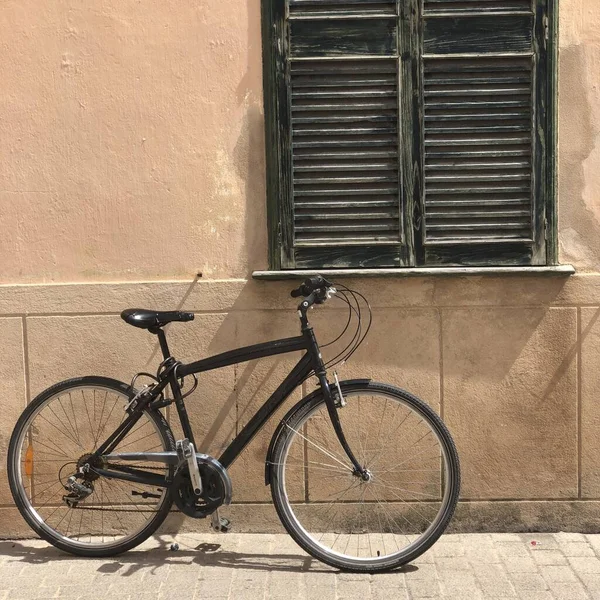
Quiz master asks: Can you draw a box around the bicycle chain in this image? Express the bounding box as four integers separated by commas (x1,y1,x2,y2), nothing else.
105,463,169,471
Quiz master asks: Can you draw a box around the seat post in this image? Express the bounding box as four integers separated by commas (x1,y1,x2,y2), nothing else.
150,327,172,360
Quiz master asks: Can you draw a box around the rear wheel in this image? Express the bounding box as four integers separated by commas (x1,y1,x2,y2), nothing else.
270,381,460,572
7,376,174,557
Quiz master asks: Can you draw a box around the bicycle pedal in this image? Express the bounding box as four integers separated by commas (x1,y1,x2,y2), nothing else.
210,511,231,533
218,518,231,533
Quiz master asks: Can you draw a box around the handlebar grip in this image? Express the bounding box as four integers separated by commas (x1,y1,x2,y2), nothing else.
290,275,331,299
305,275,325,289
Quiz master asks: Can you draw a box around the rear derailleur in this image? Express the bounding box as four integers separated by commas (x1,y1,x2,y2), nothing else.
62,476,93,508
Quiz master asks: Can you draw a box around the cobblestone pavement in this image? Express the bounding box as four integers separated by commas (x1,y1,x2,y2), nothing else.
1,533,600,599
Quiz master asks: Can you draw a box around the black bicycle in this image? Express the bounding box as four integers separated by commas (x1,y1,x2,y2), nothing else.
7,276,460,572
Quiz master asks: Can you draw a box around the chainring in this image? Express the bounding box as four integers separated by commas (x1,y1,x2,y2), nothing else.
173,461,227,518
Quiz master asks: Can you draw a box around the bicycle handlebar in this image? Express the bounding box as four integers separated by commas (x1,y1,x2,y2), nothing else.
290,275,332,299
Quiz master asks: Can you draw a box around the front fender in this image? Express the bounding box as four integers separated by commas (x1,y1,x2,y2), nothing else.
264,379,372,485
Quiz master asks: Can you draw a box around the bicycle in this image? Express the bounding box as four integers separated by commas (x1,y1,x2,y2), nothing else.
7,275,460,572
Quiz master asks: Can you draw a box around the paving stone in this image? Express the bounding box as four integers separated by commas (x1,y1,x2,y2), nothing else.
432,542,466,557
562,542,596,557
508,573,549,591
495,542,532,558
0,534,600,599
515,592,554,600
577,574,600,596
502,556,539,573
406,578,443,598
531,550,569,566
569,556,600,575
473,564,517,598
372,588,409,600
545,581,590,599
492,534,524,542
541,564,579,583
555,532,587,542
336,579,371,600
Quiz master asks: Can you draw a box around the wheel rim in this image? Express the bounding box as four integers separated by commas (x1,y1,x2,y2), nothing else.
275,390,456,567
12,385,170,550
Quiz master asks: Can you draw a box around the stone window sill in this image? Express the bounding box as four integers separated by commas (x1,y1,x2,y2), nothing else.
252,266,575,280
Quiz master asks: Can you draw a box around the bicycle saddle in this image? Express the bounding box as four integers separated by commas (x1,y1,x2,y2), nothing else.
121,308,195,329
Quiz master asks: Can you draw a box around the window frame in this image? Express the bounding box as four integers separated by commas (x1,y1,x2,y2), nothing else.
261,0,559,272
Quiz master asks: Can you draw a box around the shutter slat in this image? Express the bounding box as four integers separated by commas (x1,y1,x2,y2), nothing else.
295,162,397,171
424,88,530,96
427,222,530,231
425,137,531,146
290,0,396,17
424,100,530,108
426,161,531,170
293,102,397,111
424,0,531,14
427,174,531,182
294,139,398,148
292,115,396,124
426,149,531,157
293,127,398,136
296,223,399,233
428,210,530,218
425,76,530,85
426,125,531,134
296,200,397,208
295,175,399,183
295,151,398,159
427,199,530,206
296,212,399,221
294,188,398,196
425,113,530,121
426,186,531,194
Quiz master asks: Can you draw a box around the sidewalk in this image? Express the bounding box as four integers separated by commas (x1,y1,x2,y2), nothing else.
1,533,599,599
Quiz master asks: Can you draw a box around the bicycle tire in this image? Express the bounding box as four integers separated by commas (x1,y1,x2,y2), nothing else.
269,380,460,572
7,376,175,557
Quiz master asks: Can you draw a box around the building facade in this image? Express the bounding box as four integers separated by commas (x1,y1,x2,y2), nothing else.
1,0,600,536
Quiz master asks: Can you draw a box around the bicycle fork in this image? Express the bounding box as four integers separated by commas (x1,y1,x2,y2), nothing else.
302,315,368,480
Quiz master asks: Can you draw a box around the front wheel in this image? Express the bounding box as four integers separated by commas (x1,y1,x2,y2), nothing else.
270,381,460,572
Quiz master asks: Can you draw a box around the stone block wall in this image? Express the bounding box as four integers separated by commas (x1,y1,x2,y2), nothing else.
1,276,600,535
2,0,600,535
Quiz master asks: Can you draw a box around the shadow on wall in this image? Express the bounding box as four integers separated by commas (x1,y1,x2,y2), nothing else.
4,275,584,536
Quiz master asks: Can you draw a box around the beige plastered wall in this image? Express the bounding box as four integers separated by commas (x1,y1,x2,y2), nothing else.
1,0,600,536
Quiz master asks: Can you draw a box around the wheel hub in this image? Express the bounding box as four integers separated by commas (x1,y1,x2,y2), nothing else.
76,453,104,482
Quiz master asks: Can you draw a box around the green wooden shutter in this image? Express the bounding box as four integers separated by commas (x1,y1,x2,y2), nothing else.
263,0,555,270
264,0,412,270
418,0,552,266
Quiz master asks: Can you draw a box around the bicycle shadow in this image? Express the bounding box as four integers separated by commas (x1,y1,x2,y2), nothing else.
0,539,419,576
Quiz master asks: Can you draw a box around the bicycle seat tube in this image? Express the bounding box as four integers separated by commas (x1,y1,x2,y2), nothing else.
298,296,367,478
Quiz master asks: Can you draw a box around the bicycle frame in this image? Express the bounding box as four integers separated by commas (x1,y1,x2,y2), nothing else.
90,304,364,489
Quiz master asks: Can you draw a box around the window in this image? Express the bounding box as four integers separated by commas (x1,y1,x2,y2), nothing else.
261,0,557,270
